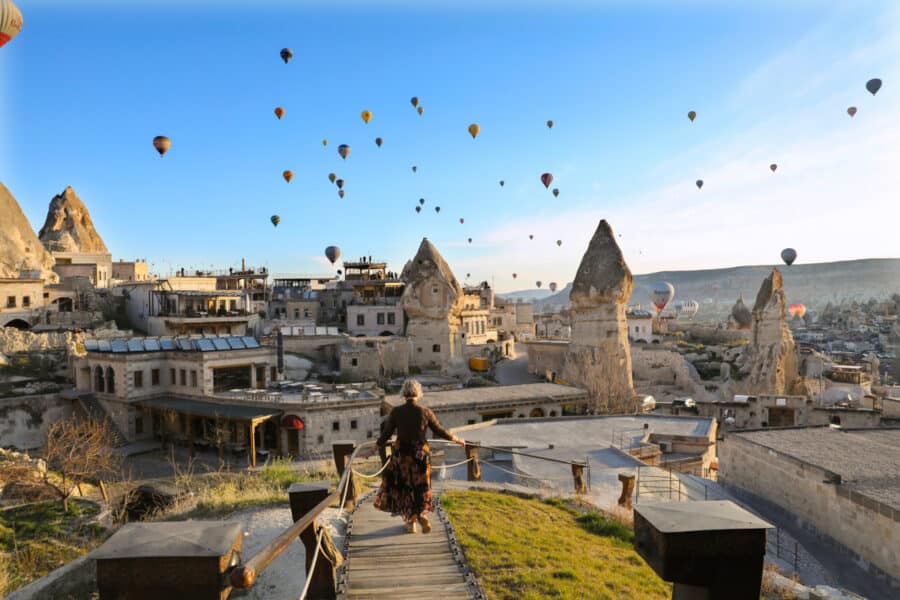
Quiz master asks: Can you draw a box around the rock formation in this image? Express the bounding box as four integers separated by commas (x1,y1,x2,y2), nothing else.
400,238,464,372
562,220,635,411
38,186,108,254
730,294,752,329
736,269,801,395
0,182,58,282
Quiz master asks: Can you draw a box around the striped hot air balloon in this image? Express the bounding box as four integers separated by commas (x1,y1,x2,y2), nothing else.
0,0,23,48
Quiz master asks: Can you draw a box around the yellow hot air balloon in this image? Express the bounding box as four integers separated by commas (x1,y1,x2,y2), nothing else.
274,107,285,119
417,106,424,116
152,136,171,157
0,0,23,48
468,123,480,139
361,110,372,124
283,170,293,183
322,139,328,147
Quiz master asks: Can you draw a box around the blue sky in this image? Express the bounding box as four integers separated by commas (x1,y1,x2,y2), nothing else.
2,1,899,291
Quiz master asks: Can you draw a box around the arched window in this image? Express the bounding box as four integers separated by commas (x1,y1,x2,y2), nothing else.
530,407,545,418
106,367,116,394
549,410,557,417
94,366,105,392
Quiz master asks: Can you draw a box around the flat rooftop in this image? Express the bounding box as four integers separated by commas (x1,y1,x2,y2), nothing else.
733,428,900,511
462,413,714,449
385,383,588,409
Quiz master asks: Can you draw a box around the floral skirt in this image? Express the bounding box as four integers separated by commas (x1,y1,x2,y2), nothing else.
373,440,433,520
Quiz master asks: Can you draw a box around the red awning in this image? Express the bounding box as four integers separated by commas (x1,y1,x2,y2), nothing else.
281,414,305,430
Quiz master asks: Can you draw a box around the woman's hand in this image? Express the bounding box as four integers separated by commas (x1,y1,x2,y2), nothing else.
453,436,466,448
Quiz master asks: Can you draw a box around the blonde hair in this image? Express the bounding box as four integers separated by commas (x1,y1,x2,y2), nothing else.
401,378,423,400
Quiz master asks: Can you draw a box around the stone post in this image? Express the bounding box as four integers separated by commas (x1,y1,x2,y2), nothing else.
618,473,635,508
465,442,481,481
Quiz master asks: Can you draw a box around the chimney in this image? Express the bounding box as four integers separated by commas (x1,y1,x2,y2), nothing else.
241,258,246,271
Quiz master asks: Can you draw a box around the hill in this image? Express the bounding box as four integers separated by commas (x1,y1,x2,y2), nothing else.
531,258,900,313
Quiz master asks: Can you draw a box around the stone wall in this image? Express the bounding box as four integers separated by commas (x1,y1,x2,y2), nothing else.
339,337,411,381
678,323,751,345
631,346,697,390
0,394,76,450
525,341,567,380
718,433,900,584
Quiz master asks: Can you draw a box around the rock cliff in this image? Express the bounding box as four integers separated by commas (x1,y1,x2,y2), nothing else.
736,269,802,395
563,220,635,411
38,186,108,254
0,182,58,282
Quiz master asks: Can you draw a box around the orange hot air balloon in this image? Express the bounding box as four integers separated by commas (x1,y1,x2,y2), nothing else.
788,303,806,319
274,107,285,119
282,170,293,183
152,136,171,157
468,123,480,139
361,110,372,124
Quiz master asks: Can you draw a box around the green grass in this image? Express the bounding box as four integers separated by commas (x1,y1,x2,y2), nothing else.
441,490,671,600
0,499,107,594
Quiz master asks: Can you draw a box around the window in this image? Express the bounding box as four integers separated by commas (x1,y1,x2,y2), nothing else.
135,417,144,435
432,286,438,294
134,370,144,388
151,369,160,386
366,430,373,439
317,434,324,444
294,309,300,319
230,300,237,311
387,312,395,325
22,296,30,308
170,368,176,385
332,421,340,431
190,370,198,387
432,344,441,353
180,369,186,386
351,419,358,430
6,296,15,308
351,358,358,367
304,309,311,318
377,312,385,325
356,314,365,326
467,419,476,425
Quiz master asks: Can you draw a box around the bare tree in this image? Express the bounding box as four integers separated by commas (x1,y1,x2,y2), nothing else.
41,417,121,511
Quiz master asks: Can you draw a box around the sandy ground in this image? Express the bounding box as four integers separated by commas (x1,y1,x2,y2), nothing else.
223,504,349,599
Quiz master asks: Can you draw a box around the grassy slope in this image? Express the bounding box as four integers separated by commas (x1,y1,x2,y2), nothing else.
441,490,671,600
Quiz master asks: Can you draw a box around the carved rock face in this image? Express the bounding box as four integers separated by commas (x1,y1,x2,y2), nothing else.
569,220,633,309
38,186,108,254
731,295,752,328
0,182,58,282
400,238,462,321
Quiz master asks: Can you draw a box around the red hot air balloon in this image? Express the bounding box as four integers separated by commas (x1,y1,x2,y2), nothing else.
540,173,553,189
788,303,806,318
1,0,24,48
274,107,285,119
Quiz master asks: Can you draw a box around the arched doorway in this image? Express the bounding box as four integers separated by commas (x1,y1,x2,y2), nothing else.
106,367,116,394
530,407,545,418
2,319,30,330
94,366,105,392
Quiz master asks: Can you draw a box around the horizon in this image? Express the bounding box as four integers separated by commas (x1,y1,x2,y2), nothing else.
4,1,900,292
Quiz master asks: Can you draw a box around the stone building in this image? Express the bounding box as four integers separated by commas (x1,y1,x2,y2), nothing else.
400,238,465,373
111,259,151,283
562,219,635,411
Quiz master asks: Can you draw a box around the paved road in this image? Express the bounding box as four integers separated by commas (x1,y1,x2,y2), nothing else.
494,344,541,385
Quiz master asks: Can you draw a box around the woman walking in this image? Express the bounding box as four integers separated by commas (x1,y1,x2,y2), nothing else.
370,378,465,533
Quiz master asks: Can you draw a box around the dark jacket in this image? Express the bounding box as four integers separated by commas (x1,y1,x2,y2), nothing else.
376,400,454,447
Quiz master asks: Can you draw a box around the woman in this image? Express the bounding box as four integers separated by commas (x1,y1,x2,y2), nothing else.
370,378,465,533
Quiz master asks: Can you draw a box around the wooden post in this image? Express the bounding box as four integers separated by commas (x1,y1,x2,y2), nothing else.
249,421,257,468
617,473,635,508
465,442,481,482
332,440,355,477
98,480,109,504
289,483,342,600
572,462,587,495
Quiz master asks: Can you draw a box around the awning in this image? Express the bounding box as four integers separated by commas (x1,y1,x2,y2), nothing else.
281,414,305,430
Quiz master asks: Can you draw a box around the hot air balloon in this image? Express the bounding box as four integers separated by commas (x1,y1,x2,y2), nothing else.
651,281,675,314
280,48,293,64
688,111,696,122
770,164,777,172
338,144,351,159
271,215,280,227
415,206,421,213
466,273,471,278
552,188,559,197
1,0,23,48
696,179,703,189
274,107,285,119
361,110,372,124
529,234,534,240
335,179,344,189
866,78,882,95
499,180,505,187
540,173,553,189
546,120,554,129
788,303,806,319
556,240,562,247
410,96,419,108
152,136,171,157
536,281,542,288
512,273,517,279
847,106,857,117
467,238,472,244
412,166,417,173
325,246,341,265
417,106,424,115
419,198,425,205
338,190,345,199
549,282,558,292
282,170,293,183
328,173,337,184
435,206,441,213
459,218,464,224
468,123,480,139
322,139,328,147
675,300,700,319
375,137,383,147
781,248,797,266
